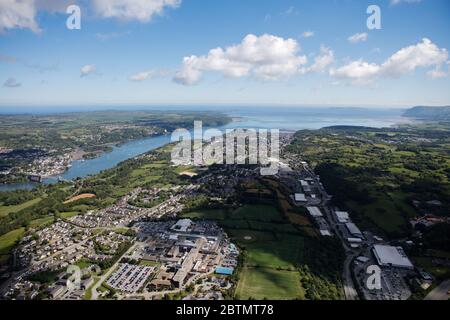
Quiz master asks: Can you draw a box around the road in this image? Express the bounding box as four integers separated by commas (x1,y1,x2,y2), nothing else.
300,162,360,300
342,254,359,300
424,280,450,300
90,243,138,300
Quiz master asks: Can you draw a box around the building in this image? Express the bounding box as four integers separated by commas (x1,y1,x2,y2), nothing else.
171,219,193,233
320,229,332,236
294,193,307,202
335,211,349,223
49,285,66,299
307,206,323,217
356,256,370,263
345,222,363,238
347,237,363,243
372,245,414,270
215,267,234,275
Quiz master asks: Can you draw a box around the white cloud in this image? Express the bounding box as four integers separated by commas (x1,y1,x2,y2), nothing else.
3,77,21,88
301,31,314,38
35,0,76,13
284,6,299,16
129,69,168,81
174,34,309,85
348,32,368,44
307,45,334,73
0,0,179,34
92,0,181,22
330,60,381,85
80,65,96,77
0,0,40,33
381,38,448,77
390,0,421,6
331,38,449,84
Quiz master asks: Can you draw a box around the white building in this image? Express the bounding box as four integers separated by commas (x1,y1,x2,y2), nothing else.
345,222,363,238
307,206,323,217
171,219,193,233
294,193,307,202
372,245,414,270
335,211,349,223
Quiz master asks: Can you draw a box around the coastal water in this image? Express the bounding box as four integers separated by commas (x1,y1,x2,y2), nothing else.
0,107,413,192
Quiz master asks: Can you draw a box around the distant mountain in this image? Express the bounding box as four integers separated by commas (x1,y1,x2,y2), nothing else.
403,106,450,120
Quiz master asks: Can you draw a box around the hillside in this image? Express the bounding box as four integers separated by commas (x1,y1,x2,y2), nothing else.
403,106,450,120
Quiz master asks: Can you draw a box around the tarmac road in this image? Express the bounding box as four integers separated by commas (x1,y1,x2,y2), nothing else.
424,280,450,300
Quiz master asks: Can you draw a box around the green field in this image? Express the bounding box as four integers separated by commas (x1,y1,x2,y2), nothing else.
0,197,42,217
181,209,229,220
0,227,25,254
181,204,343,300
29,216,54,229
235,267,305,300
230,205,284,222
60,211,81,219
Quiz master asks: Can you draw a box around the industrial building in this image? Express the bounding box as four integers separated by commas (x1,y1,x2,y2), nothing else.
294,193,307,202
171,219,193,233
335,211,349,223
345,222,363,238
372,245,414,270
307,206,323,217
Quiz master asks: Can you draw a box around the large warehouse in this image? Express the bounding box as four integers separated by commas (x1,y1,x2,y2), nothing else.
372,245,414,270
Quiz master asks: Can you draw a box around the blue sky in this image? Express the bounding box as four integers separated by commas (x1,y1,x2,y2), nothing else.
0,0,449,109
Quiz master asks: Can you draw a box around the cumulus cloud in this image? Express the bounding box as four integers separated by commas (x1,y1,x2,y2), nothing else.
330,60,381,85
301,31,314,38
80,64,96,77
174,34,310,85
307,45,335,73
0,0,40,33
129,69,168,81
348,32,368,44
92,0,181,22
3,77,21,88
330,38,449,84
381,38,448,77
35,0,76,13
0,0,179,34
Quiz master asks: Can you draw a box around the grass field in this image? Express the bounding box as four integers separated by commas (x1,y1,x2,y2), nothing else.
230,205,284,222
235,267,305,300
29,216,54,229
0,227,25,254
0,198,42,217
60,211,81,219
181,209,229,220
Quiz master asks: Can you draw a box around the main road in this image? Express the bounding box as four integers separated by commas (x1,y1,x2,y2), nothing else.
424,280,450,300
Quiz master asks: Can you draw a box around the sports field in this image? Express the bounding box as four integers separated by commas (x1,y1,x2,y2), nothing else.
235,267,305,300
